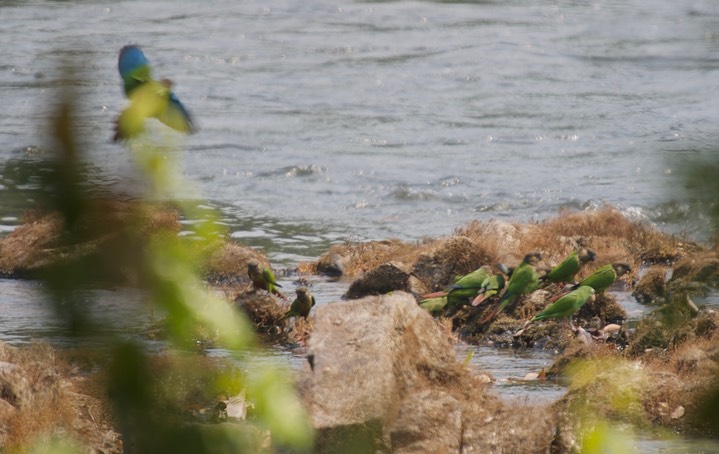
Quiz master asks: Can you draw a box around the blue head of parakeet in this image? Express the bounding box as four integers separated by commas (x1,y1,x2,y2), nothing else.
118,45,152,96
118,45,150,79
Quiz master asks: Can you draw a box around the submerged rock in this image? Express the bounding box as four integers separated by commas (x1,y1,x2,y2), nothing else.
672,255,719,285
315,239,416,278
575,293,627,325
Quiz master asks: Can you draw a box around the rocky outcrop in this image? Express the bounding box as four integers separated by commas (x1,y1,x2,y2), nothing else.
301,292,556,453
0,213,64,278
0,202,264,289
633,266,669,304
0,342,121,452
342,261,429,300
411,236,492,293
204,242,270,286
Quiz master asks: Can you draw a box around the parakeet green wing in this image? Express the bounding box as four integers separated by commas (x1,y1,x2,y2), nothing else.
481,252,541,322
420,297,448,315
531,286,596,321
159,92,195,133
422,266,491,300
576,262,630,294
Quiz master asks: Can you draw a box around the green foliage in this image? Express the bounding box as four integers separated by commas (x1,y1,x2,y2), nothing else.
680,156,719,438
33,82,312,451
565,357,647,452
681,160,719,234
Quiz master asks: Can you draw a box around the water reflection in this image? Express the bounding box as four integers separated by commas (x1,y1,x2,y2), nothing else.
0,279,159,346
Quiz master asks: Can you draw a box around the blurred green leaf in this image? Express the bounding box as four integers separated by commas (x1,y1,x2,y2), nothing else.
29,63,313,453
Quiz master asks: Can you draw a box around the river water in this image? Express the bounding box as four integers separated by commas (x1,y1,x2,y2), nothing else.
2,0,719,261
2,0,719,450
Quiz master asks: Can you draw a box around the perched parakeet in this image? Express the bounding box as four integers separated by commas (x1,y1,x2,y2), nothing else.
575,262,632,294
113,45,195,141
530,286,596,327
247,259,285,298
514,286,597,337
281,287,316,320
421,265,492,301
482,252,542,322
470,274,506,307
542,248,596,285
419,296,449,315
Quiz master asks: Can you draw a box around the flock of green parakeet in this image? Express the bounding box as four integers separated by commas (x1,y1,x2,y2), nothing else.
246,259,315,321
419,248,631,332
114,46,631,333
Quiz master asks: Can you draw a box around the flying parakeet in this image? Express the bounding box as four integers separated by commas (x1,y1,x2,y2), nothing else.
281,287,316,320
542,248,596,285
247,259,285,299
481,252,542,322
575,262,632,294
114,45,195,141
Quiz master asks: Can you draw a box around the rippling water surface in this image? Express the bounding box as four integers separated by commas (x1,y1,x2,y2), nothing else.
2,0,719,263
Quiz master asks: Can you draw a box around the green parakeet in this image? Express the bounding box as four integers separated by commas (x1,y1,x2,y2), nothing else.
470,274,506,307
514,286,597,337
530,286,596,327
575,262,632,294
247,259,285,299
542,248,596,285
281,287,316,320
421,265,492,302
482,252,542,322
419,296,448,315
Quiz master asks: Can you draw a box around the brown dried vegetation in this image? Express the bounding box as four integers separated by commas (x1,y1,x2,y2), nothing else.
0,342,121,453
316,207,674,287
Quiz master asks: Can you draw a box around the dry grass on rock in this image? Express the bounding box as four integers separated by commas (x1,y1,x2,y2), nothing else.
0,342,121,453
203,242,269,287
315,208,686,291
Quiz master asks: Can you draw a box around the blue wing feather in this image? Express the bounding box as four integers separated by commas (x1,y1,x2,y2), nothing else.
159,92,195,134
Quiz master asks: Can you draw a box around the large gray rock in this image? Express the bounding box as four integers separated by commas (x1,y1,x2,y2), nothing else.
389,389,463,453
302,292,461,451
301,292,557,453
